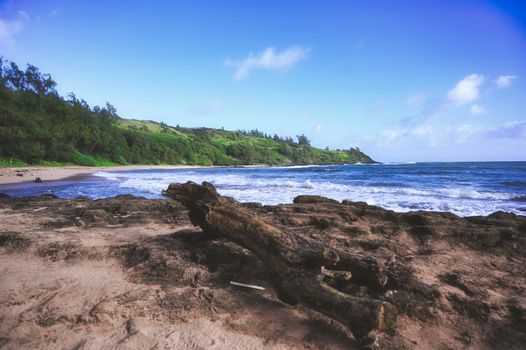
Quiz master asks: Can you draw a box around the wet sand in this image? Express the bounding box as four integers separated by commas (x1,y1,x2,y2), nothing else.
0,165,203,186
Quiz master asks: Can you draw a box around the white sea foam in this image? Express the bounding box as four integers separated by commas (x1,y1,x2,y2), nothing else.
272,164,325,169
92,169,524,216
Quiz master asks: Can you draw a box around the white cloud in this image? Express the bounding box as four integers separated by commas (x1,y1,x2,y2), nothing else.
486,121,526,139
400,100,443,126
408,125,433,137
447,74,485,106
49,9,59,18
362,120,524,152
0,10,29,51
363,123,488,150
403,72,515,126
225,46,310,81
470,104,487,115
347,120,524,161
406,93,428,108
495,75,517,89
312,121,324,133
453,124,485,143
370,130,400,147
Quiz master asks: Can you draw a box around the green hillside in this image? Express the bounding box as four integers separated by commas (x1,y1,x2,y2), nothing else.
0,58,375,167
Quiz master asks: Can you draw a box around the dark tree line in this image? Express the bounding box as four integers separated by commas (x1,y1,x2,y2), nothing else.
0,58,374,166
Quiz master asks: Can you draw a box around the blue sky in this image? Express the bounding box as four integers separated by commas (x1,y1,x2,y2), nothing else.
1,0,525,162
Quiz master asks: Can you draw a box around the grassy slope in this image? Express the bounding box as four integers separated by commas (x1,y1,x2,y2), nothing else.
116,118,376,166
0,58,375,168
1,118,375,168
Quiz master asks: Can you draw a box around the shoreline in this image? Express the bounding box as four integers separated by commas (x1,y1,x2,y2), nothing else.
0,164,213,186
1,163,523,218
0,163,353,186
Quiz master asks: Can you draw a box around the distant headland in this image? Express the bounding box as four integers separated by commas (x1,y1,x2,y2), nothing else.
0,58,374,168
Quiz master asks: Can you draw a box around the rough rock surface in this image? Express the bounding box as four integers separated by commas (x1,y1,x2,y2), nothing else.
0,192,525,349
164,181,397,347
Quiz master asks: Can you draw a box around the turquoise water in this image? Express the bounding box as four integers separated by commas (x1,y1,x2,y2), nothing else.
1,162,525,216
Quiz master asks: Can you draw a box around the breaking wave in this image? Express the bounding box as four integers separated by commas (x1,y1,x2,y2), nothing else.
3,162,524,217
91,163,525,217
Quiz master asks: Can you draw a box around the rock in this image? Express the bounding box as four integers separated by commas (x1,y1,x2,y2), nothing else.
164,181,397,342
241,202,263,209
293,195,340,204
309,216,332,229
40,194,58,199
402,212,429,226
126,318,137,334
0,190,525,349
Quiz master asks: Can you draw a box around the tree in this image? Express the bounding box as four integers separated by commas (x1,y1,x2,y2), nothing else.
297,134,310,146
0,58,375,166
104,102,118,118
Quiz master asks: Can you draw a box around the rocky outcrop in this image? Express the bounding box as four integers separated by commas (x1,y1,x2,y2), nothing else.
0,189,525,349
164,182,397,346
164,181,526,349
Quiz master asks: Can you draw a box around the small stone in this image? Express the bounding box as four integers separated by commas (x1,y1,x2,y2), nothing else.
126,318,136,334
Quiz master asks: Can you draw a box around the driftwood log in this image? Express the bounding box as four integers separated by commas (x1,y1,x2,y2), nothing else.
164,181,397,343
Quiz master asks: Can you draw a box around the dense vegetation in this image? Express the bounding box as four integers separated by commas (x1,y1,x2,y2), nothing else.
0,58,375,167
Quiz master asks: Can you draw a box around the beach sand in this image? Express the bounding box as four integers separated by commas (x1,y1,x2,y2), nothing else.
0,165,200,186
0,191,525,349
0,195,357,350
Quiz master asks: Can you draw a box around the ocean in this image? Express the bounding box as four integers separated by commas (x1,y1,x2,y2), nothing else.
1,162,525,217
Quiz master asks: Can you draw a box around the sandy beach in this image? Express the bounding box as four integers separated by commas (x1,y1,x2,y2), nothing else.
0,193,358,349
0,165,202,186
